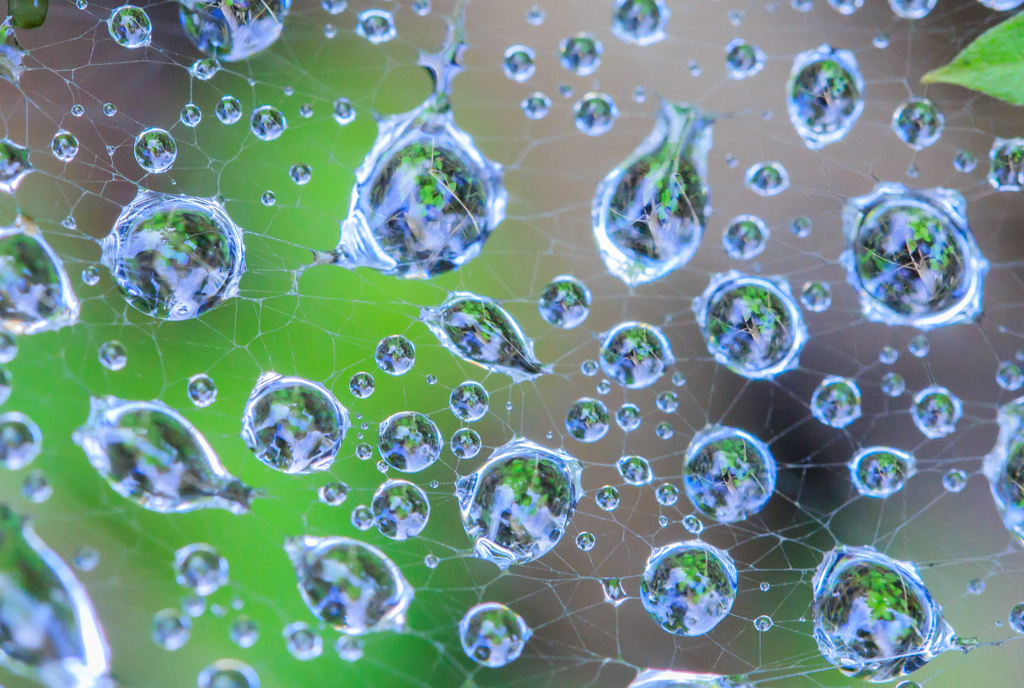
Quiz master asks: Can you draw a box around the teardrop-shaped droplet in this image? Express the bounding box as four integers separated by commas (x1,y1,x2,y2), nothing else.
787,45,864,150
240,373,349,474
812,545,956,681
459,602,531,667
101,191,246,321
611,0,669,46
420,291,550,382
640,540,737,636
284,535,413,635
0,216,80,334
178,0,289,61
841,183,987,329
683,425,776,522
74,396,258,514
983,397,1024,546
599,321,674,388
694,271,807,379
593,100,713,286
0,19,26,85
849,447,916,498
628,669,748,688
457,437,583,569
0,506,111,688
371,479,430,540
336,9,506,279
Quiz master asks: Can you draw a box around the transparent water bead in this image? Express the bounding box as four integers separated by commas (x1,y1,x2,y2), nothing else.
596,485,620,511
191,57,219,80
566,397,610,442
502,44,535,82
954,148,977,173
0,139,31,195
317,481,348,506
811,376,862,428
911,386,961,438
559,32,602,75
683,425,776,522
348,371,374,399
827,0,863,14
628,669,748,688
450,427,481,458
283,622,322,659
599,322,674,388
320,0,345,14
179,0,290,61
744,161,789,196
108,5,151,48
982,397,1024,545
374,334,415,375
841,183,986,329
812,545,956,681
617,455,653,485
943,468,967,492
198,659,259,688
694,271,807,379
521,92,551,119
592,100,713,286
459,602,531,668
724,39,765,79
378,411,441,472
616,403,641,431
179,102,201,127
214,96,242,125
173,543,228,596
97,340,127,371
336,12,506,280
355,9,395,43
332,98,355,126
456,437,583,569
133,128,176,174
0,19,26,85
538,275,591,328
640,540,738,636
74,396,257,514
1011,603,1024,633
229,616,259,647
371,479,430,540
909,334,930,357
187,373,217,407
449,380,488,421
988,138,1024,192
241,373,349,474
284,535,412,635
102,191,245,321
151,608,191,650
787,45,864,150
800,281,832,312
722,215,768,259
888,0,937,18
892,98,944,150
575,92,618,136
0,216,80,334
249,105,286,140
22,469,52,502
421,292,549,382
997,362,1024,391
612,0,669,45
51,131,79,162
0,507,110,688
849,447,916,498
601,578,627,605
0,412,41,469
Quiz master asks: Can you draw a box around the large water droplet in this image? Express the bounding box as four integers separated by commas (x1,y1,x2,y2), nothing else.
592,100,713,286
249,105,286,140
74,396,257,514
787,45,864,150
378,411,441,472
694,271,807,379
459,602,531,667
0,506,110,688
284,535,413,635
988,137,1024,192
892,98,944,150
421,291,549,382
983,397,1024,545
101,191,245,321
811,376,862,428
849,447,916,498
812,545,956,681
628,670,748,688
640,541,738,636
683,425,776,522
457,437,583,569
910,386,961,438
611,0,669,46
179,0,288,61
599,321,674,388
0,216,80,334
108,5,151,48
371,479,430,540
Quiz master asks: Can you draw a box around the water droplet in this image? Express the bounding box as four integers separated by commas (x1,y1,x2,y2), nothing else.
966,578,985,595
424,553,439,569
1009,603,1024,632
378,411,441,472
953,148,977,173
179,102,201,127
596,485,620,511
654,391,677,414
744,161,790,196
71,104,84,117
459,602,531,667
335,636,363,661
152,608,191,651
617,455,653,485
21,469,51,502
688,59,702,76
75,396,257,513
982,399,1024,543
754,615,773,632
599,322,674,389
612,0,669,45
97,340,126,371
250,105,286,140
180,0,287,61
284,535,413,634
502,44,535,82
988,138,1024,191
790,216,812,238
174,543,228,596
616,403,642,431
812,545,956,681
329,98,354,127
184,373,216,407
521,92,551,119
371,479,430,541
228,615,259,648
260,190,275,206
526,5,544,23
318,481,349,506
849,447,916,498
190,57,219,80
600,577,628,606
51,131,79,162
576,532,596,551
943,468,967,492
800,281,832,312
640,540,737,636
811,376,862,428
892,98,944,150
559,33,602,75
449,381,488,421
450,427,482,459
538,275,591,329
656,421,674,439
108,5,151,48
282,621,322,660
355,9,395,43
911,386,961,438
887,0,937,18
288,163,312,185
351,503,375,529
787,45,864,150
628,670,743,688
724,39,765,79
198,659,258,688
412,0,430,15
574,92,618,136
760,582,771,592
74,546,100,572
133,127,176,174
0,216,79,334
722,215,769,259
682,515,703,535
909,334,930,357
321,0,346,13
827,0,863,12
355,443,372,460
672,371,686,386
102,191,245,321
345,371,373,399
997,362,1024,391
880,346,898,364
873,33,891,49
457,438,582,568
684,425,776,522
694,271,807,379
565,397,610,442
421,292,548,381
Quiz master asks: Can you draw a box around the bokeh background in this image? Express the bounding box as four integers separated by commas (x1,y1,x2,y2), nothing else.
2,0,1024,686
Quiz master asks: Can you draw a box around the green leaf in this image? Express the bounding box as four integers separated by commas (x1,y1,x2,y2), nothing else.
921,11,1024,106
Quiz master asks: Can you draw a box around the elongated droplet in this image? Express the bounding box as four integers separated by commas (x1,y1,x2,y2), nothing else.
101,191,246,321
421,291,549,382
179,0,289,61
683,425,775,522
787,45,864,150
456,437,583,569
0,505,111,688
849,447,916,498
336,7,506,279
0,18,26,84
812,545,956,681
628,670,749,688
459,602,531,667
599,321,674,388
984,397,1024,546
593,100,713,286
73,396,257,514
0,216,80,334
284,535,413,635
841,183,987,329
640,540,737,636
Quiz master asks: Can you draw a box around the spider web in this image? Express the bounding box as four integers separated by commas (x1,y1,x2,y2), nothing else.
2,0,1024,687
